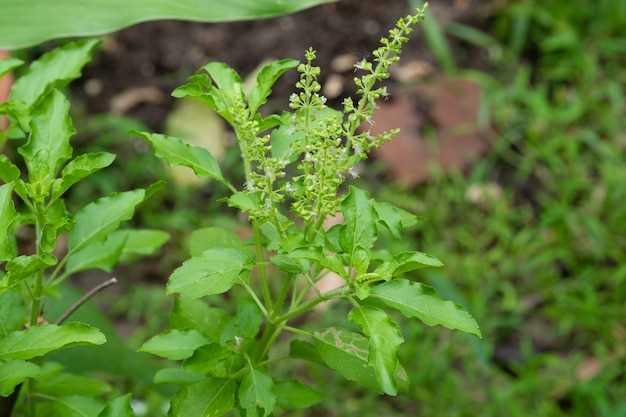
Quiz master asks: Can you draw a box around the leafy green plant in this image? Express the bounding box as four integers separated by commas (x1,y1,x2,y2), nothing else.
137,5,480,415
0,0,335,50
0,41,169,416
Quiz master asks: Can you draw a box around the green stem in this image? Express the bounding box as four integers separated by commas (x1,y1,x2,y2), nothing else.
238,277,269,319
283,325,313,338
253,225,273,312
276,286,349,324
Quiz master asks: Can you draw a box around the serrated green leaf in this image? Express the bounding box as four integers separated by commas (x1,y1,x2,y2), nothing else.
0,155,20,183
0,183,17,261
135,131,226,185
167,248,248,299
154,368,204,385
289,339,324,366
248,59,299,113
368,279,481,337
349,305,404,396
373,200,418,238
65,232,128,275
227,191,261,213
10,40,100,107
274,380,322,410
98,395,135,417
239,368,276,417
0,360,40,397
5,254,55,288
0,57,23,77
393,251,443,275
139,329,209,360
0,289,26,337
51,152,116,201
185,344,235,378
0,323,106,360
170,298,227,340
313,328,380,391
69,189,145,254
169,377,235,417
18,89,74,186
340,186,377,255
40,198,72,255
187,227,246,257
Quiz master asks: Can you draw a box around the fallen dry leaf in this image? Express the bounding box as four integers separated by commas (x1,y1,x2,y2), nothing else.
372,76,491,186
110,86,164,115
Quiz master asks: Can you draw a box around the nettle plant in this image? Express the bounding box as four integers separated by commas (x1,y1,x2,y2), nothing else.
137,5,480,416
0,42,168,415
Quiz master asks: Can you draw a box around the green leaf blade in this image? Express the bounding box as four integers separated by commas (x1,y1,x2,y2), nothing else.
169,377,235,417
166,248,248,299
0,323,106,360
18,89,74,185
369,279,481,337
0,360,40,397
0,183,17,262
248,59,299,113
51,152,116,200
135,131,225,184
139,329,209,361
10,39,100,107
349,305,404,396
68,189,145,254
239,368,276,417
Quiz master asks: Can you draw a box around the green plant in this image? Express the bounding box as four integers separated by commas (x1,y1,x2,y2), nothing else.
0,41,169,416
137,5,481,415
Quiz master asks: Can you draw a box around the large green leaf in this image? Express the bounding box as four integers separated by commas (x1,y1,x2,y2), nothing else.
51,152,116,201
0,289,26,337
274,380,322,410
167,248,248,299
368,279,481,337
135,131,225,184
98,395,135,417
0,183,17,262
248,59,299,113
68,189,145,254
139,329,209,361
169,377,236,417
349,305,404,396
312,328,380,391
392,251,443,275
0,323,106,360
65,232,128,275
170,298,227,341
0,360,40,397
340,186,377,255
10,40,100,107
239,368,276,417
0,1,335,50
18,89,74,185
